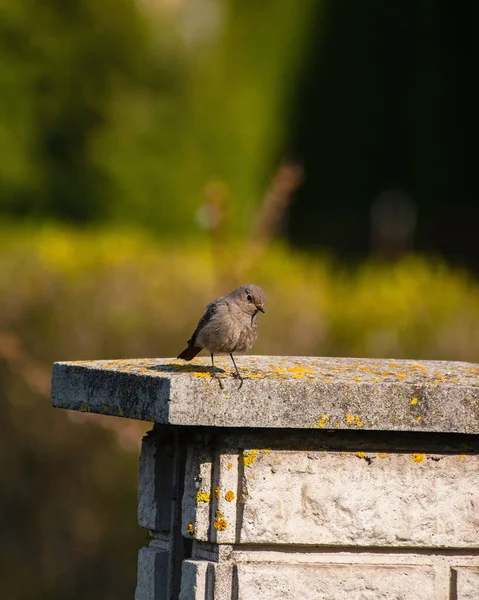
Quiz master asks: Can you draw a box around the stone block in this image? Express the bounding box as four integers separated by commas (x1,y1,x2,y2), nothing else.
51,356,479,433
138,433,176,532
236,564,436,600
452,567,479,600
237,449,479,547
135,547,169,600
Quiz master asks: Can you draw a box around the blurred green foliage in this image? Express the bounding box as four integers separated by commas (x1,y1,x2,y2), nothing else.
2,225,478,364
0,0,315,235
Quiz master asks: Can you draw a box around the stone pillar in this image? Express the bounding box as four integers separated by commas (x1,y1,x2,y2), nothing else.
51,355,479,600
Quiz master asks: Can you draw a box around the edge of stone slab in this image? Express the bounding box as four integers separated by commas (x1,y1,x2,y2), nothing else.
50,356,479,434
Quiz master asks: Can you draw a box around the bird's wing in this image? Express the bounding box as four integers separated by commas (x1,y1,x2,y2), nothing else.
187,301,217,346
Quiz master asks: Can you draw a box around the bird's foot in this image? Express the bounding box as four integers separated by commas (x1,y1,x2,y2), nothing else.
211,371,223,389
231,371,244,389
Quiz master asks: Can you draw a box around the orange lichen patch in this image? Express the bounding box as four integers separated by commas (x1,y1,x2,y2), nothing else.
214,519,227,531
193,372,211,379
410,397,418,405
345,414,363,428
187,522,194,535
225,490,235,502
313,414,329,429
412,453,425,463
195,491,211,503
411,365,427,370
243,449,258,466
227,463,233,470
213,511,227,530
288,367,313,375
214,487,220,500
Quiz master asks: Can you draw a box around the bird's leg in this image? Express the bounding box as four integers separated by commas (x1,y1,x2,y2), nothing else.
229,354,243,390
211,353,223,389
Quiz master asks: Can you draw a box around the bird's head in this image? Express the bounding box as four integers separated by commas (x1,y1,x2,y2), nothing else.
233,284,266,316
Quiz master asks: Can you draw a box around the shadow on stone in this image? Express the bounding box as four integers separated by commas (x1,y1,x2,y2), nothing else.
146,363,226,374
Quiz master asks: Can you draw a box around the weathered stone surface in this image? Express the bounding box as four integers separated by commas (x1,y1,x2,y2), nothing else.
178,560,208,600
236,564,436,600
135,547,169,600
51,355,479,600
51,356,479,433
453,567,479,600
236,450,479,547
182,446,213,541
138,433,177,532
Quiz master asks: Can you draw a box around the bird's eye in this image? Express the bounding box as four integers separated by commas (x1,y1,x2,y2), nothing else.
247,294,253,302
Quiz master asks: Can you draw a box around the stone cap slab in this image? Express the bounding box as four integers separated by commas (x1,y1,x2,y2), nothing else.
51,356,479,434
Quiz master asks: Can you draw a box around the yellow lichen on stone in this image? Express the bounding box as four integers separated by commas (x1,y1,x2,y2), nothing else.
225,490,235,502
356,452,366,458
416,416,422,421
412,453,425,463
187,522,194,535
193,372,210,379
227,462,233,470
243,449,258,467
195,491,211,503
313,414,329,428
214,487,220,500
288,367,313,375
410,397,418,405
376,452,388,458
213,511,227,530
262,449,272,453
346,414,363,428
214,518,228,531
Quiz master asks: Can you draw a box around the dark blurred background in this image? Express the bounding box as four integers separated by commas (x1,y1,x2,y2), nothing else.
1,1,478,598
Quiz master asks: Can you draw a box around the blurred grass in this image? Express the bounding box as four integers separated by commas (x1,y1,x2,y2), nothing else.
1,224,479,599
2,224,479,364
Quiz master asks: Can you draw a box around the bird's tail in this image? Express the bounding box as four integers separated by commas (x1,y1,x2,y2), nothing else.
177,346,202,361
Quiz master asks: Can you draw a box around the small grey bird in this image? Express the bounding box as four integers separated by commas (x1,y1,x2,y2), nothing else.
177,284,266,389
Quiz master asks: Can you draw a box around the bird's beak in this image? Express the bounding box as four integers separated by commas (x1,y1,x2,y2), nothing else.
257,305,265,313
